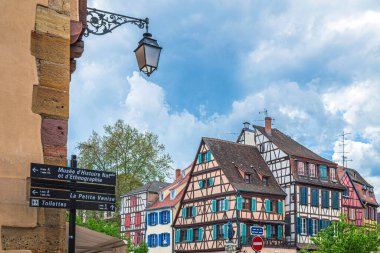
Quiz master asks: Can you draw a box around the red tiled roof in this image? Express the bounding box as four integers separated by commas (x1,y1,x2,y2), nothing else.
354,182,379,207
146,174,190,210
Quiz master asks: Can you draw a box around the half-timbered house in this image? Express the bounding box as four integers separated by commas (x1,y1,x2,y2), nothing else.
338,167,379,226
145,169,190,253
173,137,291,253
120,181,170,246
238,118,345,249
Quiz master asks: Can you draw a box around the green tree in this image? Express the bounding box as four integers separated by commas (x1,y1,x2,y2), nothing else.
301,216,380,253
77,119,173,206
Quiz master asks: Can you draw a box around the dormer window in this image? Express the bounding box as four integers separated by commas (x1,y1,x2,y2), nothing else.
170,190,176,200
159,192,164,201
297,162,306,176
197,150,211,164
244,173,251,184
330,168,337,181
262,176,269,186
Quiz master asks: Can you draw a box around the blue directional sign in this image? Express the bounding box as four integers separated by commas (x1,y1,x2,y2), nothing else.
250,226,264,235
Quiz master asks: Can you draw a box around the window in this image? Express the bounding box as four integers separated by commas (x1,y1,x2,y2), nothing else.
217,199,224,212
159,192,164,201
319,165,327,180
194,228,200,241
130,196,137,207
332,192,339,209
300,187,308,205
134,231,141,245
301,218,307,234
160,233,170,247
311,188,319,207
309,163,317,178
298,161,306,176
330,168,337,181
180,229,187,242
197,150,211,164
266,224,278,239
217,224,224,239
242,198,251,210
244,173,251,183
270,200,278,213
199,178,214,188
170,190,176,199
322,190,329,208
349,208,355,220
369,189,373,198
262,176,269,186
343,188,349,198
182,206,194,218
148,212,158,226
312,219,319,235
260,143,266,153
160,210,170,224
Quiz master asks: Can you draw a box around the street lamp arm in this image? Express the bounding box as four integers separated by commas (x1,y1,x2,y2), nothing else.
84,7,149,37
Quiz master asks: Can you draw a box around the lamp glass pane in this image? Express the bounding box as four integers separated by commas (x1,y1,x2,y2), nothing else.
135,45,146,70
144,45,161,68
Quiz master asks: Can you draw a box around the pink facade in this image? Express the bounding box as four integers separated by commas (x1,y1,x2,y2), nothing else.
339,171,363,226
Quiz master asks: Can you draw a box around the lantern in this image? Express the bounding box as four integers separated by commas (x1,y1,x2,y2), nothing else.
134,32,162,76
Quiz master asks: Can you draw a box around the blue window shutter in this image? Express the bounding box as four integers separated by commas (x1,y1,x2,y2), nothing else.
159,234,162,246
278,225,283,240
147,213,151,226
147,235,151,247
192,206,197,217
223,223,228,239
182,207,187,218
237,196,243,210
207,151,211,161
159,211,163,224
197,153,202,164
154,212,158,225
265,199,271,213
209,178,214,187
278,200,283,214
213,225,217,240
175,230,180,243
296,217,301,234
241,223,247,244
224,198,229,211
251,198,257,211
166,233,170,246
188,228,193,242
167,210,170,224
199,227,203,241
199,180,203,188
154,234,158,247
266,225,272,239
308,218,313,235
211,199,217,212
319,220,324,230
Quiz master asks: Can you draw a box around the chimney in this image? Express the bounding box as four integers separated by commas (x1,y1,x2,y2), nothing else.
175,169,181,180
265,117,272,135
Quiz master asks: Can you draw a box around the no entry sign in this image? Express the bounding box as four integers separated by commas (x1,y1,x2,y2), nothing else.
251,236,264,252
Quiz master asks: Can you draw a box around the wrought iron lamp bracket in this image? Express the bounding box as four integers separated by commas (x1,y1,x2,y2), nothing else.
84,7,149,37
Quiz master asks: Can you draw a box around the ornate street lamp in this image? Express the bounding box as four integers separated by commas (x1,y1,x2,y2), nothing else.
84,8,162,76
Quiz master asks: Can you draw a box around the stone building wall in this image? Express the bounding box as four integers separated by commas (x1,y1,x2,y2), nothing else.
0,0,79,252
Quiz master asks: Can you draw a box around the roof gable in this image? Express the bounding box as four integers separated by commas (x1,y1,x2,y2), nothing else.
203,137,286,196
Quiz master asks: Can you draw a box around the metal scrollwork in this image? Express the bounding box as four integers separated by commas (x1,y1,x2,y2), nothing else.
84,8,149,37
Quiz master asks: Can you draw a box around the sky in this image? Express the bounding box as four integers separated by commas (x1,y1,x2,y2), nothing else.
69,0,380,200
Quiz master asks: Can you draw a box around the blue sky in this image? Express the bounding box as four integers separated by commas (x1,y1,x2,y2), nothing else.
69,0,380,200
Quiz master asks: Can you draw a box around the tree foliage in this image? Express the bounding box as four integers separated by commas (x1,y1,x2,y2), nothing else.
77,119,173,205
125,237,148,253
301,215,380,253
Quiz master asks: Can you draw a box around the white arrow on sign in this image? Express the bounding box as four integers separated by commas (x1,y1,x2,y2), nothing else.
32,190,38,195
32,167,38,173
110,205,115,211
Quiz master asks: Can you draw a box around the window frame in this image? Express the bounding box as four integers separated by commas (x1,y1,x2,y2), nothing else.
301,218,307,235
180,229,187,242
309,163,317,178
244,173,251,184
298,161,306,176
312,219,319,235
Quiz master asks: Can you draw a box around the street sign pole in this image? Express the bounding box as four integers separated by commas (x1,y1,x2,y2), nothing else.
68,155,77,253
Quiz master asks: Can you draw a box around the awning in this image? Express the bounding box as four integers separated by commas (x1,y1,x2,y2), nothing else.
66,223,126,253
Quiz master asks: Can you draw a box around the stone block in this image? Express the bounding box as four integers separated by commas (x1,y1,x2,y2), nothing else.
37,208,66,227
48,0,70,15
43,145,67,158
35,5,70,39
44,156,67,166
41,118,68,146
38,60,69,91
31,31,69,64
32,85,69,119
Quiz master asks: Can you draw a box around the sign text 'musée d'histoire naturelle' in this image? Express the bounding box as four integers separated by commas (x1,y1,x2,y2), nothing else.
30,163,116,185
